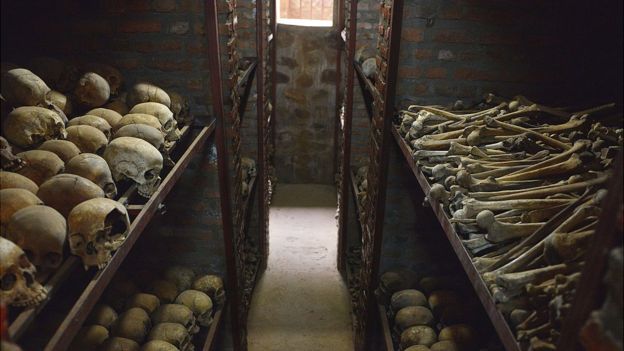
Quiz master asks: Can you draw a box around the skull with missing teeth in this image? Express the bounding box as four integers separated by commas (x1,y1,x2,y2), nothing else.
0,237,47,307
103,137,163,198
68,198,130,269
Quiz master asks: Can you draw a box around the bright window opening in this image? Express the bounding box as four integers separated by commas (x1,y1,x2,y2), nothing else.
277,0,334,27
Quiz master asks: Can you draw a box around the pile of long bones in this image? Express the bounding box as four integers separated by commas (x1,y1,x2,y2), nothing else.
395,94,621,349
0,58,193,309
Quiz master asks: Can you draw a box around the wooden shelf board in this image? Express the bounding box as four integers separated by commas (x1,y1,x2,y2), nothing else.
235,58,259,91
41,122,216,351
349,168,366,235
390,126,521,351
377,301,395,351
201,298,226,351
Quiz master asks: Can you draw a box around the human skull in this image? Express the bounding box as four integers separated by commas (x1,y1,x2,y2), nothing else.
430,341,460,351
6,205,67,276
86,303,119,329
65,153,117,198
0,237,47,307
68,115,113,140
38,140,81,163
0,136,26,171
151,304,198,335
376,270,418,305
129,102,179,142
105,273,141,311
113,124,170,166
168,91,191,127
126,293,161,314
87,108,123,129
66,125,109,155
116,114,164,135
191,275,225,307
174,290,213,327
98,337,140,351
391,289,428,314
147,280,179,304
1,68,51,107
0,188,43,235
111,307,152,344
3,106,66,149
362,57,378,80
437,324,476,350
400,325,438,349
127,83,171,108
241,157,257,180
37,174,105,217
46,90,72,116
394,306,435,333
141,340,180,351
428,290,461,317
15,150,64,186
68,325,109,351
68,198,130,269
74,72,110,108
147,323,192,351
162,266,195,292
0,171,39,194
104,137,163,198
82,63,124,96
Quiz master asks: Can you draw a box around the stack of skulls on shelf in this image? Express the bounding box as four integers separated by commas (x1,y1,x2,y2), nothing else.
240,157,257,198
68,266,225,351
377,271,496,351
394,94,622,349
0,58,195,307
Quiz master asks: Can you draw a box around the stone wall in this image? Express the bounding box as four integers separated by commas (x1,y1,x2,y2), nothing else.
274,24,339,184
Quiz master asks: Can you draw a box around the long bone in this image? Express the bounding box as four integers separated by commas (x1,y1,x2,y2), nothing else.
485,117,572,151
544,229,595,264
412,137,467,150
496,140,588,179
476,210,545,243
482,201,598,281
448,142,504,157
496,263,576,292
533,114,587,134
495,153,584,182
486,173,608,201
480,192,593,273
470,165,528,179
455,170,544,192
407,102,507,121
466,126,517,146
453,197,573,220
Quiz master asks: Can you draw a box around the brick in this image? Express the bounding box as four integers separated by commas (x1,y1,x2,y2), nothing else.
110,58,140,69
152,0,176,12
433,30,472,43
398,66,422,78
147,59,194,71
194,22,205,35
187,79,203,91
179,0,203,12
125,0,151,12
401,28,424,42
186,42,204,54
118,20,161,33
424,67,446,79
414,48,434,60
70,20,112,34
454,67,497,81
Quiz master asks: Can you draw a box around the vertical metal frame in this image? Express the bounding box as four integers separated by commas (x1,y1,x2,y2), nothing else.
356,0,404,349
204,1,243,350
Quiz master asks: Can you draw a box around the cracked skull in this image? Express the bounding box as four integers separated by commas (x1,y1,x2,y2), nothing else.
65,153,118,198
68,198,130,269
3,106,66,149
103,137,163,198
129,102,180,142
0,237,47,307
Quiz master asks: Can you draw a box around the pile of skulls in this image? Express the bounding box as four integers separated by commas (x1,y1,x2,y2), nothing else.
377,271,497,351
69,266,225,351
240,157,256,198
0,59,196,307
395,94,622,349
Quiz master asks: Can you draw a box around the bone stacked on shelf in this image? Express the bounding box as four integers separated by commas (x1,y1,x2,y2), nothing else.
66,265,225,351
394,95,621,349
0,60,195,311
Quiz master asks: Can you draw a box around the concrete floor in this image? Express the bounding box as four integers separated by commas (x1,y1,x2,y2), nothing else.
247,184,354,351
